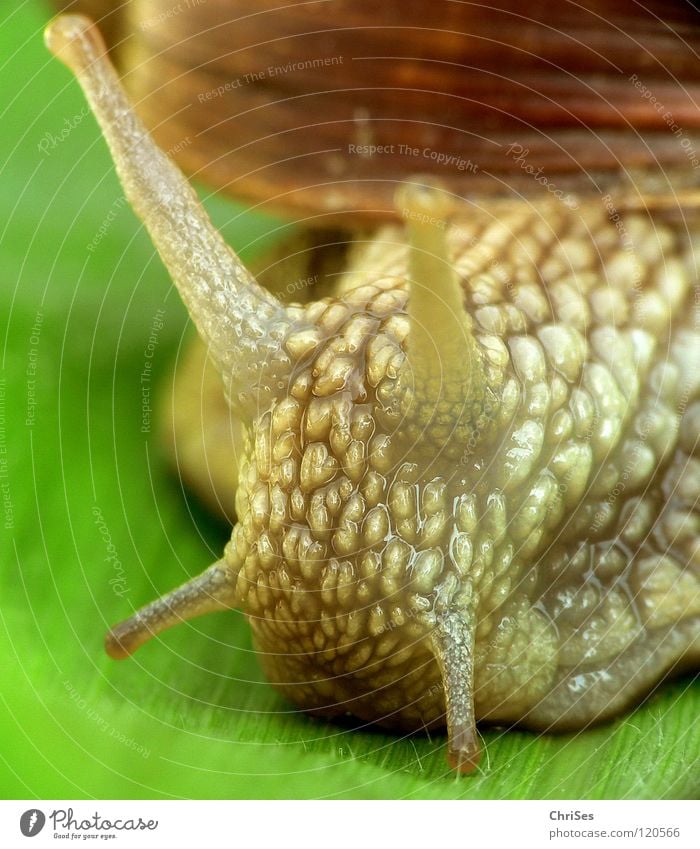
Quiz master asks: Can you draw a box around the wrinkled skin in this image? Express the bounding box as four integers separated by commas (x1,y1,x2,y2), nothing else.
47,14,700,773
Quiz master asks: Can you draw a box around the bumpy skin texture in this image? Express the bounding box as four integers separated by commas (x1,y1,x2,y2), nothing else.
176,201,700,737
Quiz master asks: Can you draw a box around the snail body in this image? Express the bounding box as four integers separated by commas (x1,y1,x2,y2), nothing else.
46,12,700,774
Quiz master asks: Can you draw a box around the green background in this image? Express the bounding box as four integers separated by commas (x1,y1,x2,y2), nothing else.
0,0,698,799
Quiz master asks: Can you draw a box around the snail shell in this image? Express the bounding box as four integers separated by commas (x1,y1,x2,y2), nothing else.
46,10,700,774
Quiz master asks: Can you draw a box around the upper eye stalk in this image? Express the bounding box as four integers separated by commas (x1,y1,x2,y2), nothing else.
45,14,299,417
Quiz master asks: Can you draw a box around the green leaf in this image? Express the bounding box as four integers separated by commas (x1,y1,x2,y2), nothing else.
1,1,697,800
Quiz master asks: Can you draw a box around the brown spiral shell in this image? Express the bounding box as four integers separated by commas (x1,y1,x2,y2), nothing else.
52,0,700,219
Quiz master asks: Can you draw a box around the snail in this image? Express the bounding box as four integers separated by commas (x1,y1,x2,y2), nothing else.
45,7,700,775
